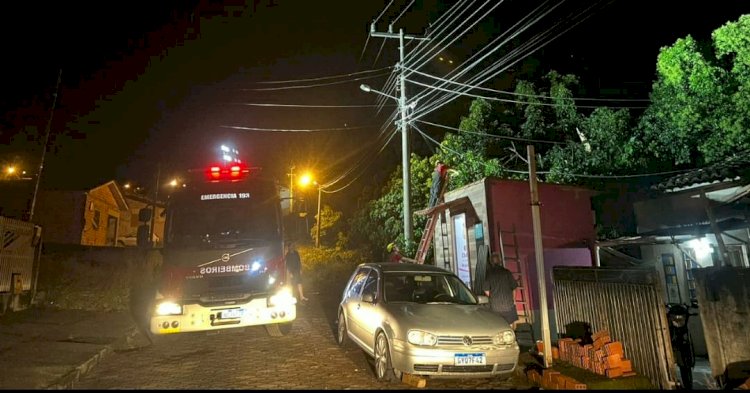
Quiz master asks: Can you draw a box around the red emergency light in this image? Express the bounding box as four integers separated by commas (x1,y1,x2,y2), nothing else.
205,162,250,182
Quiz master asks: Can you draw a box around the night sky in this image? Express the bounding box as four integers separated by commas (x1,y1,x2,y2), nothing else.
1,0,748,211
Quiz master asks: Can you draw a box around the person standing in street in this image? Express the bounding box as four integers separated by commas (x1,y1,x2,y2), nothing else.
285,241,308,302
482,253,519,326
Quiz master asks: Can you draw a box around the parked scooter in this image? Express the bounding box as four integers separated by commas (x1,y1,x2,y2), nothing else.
667,301,699,389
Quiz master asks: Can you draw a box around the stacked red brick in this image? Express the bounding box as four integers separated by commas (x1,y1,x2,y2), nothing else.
551,330,636,378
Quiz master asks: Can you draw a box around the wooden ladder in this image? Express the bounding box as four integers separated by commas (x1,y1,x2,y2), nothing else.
498,224,535,344
415,213,439,264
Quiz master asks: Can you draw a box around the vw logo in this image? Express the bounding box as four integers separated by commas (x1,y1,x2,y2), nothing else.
462,336,473,346
221,253,231,262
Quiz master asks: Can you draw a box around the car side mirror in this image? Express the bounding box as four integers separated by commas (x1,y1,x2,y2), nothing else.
477,295,489,305
362,293,375,303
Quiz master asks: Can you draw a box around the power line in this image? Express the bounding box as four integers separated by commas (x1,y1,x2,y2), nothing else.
405,66,650,102
415,119,564,145
411,0,617,120
231,102,396,108
404,0,506,76
372,37,388,68
323,128,400,193
391,0,416,26
408,0,568,117
254,66,392,84
373,0,396,25
408,79,645,110
402,0,477,72
240,71,391,91
219,125,375,132
408,0,612,121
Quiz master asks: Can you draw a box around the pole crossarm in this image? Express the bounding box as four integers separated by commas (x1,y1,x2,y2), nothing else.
370,31,431,41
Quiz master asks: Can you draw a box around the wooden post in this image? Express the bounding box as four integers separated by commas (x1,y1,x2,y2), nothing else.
528,145,552,368
702,190,728,267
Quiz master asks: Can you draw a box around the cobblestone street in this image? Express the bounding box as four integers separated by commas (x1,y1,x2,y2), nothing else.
75,291,533,389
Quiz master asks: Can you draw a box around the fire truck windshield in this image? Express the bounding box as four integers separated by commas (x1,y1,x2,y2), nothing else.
165,180,282,249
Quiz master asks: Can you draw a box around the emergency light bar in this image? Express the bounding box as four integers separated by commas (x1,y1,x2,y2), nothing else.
205,163,250,182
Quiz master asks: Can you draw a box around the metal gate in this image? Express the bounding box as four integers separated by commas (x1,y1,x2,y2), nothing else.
0,216,39,294
552,266,678,389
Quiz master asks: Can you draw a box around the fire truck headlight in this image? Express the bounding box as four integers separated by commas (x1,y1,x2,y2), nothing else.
268,287,297,308
155,301,183,316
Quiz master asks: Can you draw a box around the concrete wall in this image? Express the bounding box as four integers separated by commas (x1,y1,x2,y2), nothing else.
693,267,750,384
34,191,86,244
35,243,162,312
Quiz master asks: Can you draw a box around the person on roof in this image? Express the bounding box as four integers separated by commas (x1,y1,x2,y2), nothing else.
429,160,449,208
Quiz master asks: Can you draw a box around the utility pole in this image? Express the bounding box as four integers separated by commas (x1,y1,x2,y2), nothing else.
368,25,428,246
316,185,322,248
28,69,62,222
527,145,552,368
288,165,295,214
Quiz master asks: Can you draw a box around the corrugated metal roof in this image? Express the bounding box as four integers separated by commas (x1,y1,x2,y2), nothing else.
652,151,750,192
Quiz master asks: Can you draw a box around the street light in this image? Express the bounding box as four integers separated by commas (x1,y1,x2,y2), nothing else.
359,84,398,101
360,82,413,245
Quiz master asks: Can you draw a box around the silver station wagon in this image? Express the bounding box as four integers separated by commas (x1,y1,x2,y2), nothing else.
336,262,519,381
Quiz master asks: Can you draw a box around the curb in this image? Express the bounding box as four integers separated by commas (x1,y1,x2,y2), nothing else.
46,326,141,389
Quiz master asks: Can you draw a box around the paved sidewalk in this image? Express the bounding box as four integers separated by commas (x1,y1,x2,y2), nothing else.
0,307,141,389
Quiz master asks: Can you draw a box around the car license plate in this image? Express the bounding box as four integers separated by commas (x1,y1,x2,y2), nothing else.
454,353,486,366
219,308,243,319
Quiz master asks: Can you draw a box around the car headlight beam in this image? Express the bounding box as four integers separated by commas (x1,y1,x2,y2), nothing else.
155,301,183,316
268,286,297,307
407,330,437,346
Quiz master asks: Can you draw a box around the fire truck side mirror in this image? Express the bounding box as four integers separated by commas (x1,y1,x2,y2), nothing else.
139,207,153,222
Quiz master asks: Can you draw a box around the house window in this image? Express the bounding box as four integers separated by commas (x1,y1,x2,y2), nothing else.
92,210,101,230
727,245,749,267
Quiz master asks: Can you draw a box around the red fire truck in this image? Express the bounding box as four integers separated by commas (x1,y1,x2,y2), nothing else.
149,153,295,338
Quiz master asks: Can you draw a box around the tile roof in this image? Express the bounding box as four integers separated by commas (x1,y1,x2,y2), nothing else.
652,151,750,192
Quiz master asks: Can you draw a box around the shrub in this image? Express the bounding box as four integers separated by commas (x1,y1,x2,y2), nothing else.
299,245,370,297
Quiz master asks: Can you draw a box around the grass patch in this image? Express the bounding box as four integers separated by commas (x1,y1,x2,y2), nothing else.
36,249,161,312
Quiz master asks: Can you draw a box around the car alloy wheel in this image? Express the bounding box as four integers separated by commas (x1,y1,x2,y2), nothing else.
375,332,397,382
337,312,348,346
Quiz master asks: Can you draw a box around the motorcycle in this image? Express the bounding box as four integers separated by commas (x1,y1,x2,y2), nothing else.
667,301,699,389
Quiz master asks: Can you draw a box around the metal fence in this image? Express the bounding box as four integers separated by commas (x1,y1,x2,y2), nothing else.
552,266,678,390
0,216,38,293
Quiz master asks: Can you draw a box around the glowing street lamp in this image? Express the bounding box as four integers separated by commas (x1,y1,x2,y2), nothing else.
298,172,313,188
6,166,16,175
